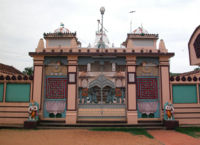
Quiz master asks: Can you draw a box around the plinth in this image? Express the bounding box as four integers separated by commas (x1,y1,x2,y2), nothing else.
163,120,179,130
24,120,38,129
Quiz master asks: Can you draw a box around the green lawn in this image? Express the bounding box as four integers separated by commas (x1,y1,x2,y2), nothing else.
89,127,154,138
175,127,200,138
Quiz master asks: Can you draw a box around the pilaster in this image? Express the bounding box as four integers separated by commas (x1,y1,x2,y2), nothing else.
66,55,78,124
160,56,170,109
33,56,44,109
126,56,138,124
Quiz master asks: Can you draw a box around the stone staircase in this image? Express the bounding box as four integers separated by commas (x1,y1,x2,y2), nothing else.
37,120,164,129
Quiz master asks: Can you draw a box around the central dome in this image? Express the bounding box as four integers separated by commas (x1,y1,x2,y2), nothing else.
54,23,70,33
133,26,148,34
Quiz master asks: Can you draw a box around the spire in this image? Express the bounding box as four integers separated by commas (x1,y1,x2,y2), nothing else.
36,38,44,51
159,39,168,52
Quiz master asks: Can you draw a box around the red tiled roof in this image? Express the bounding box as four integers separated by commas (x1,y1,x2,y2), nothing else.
173,69,200,77
0,63,23,75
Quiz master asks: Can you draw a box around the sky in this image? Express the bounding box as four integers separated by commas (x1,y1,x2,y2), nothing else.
0,0,200,72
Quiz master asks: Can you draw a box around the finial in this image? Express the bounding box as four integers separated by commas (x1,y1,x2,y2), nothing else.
60,22,64,27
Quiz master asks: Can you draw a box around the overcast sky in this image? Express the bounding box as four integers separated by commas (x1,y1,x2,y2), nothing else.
0,0,200,72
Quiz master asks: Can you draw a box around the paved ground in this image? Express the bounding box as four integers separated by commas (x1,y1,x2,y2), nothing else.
0,129,200,145
148,130,200,145
0,129,162,145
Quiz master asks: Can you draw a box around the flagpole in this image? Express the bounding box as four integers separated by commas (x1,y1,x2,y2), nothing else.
129,11,136,33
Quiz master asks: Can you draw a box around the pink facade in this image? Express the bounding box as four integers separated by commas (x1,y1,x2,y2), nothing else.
27,23,175,125
2,19,200,126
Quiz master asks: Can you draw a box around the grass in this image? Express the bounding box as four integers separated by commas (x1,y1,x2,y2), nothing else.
89,127,154,139
175,127,200,138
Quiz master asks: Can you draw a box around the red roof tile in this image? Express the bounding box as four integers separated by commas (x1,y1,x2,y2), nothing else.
0,63,23,75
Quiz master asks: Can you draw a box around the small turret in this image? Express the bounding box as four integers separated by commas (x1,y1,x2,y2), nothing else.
122,25,158,50
159,39,168,53
36,38,44,52
43,23,80,49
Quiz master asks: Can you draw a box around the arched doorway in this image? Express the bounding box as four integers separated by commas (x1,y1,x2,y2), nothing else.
78,75,126,122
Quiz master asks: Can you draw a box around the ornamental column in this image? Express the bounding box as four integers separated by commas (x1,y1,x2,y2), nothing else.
66,55,78,124
126,56,138,124
33,56,44,110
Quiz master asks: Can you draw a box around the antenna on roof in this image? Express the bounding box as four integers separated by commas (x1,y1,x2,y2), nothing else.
129,10,136,33
97,19,100,33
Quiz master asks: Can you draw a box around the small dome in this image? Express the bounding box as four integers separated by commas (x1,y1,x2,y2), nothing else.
133,25,148,34
54,23,70,33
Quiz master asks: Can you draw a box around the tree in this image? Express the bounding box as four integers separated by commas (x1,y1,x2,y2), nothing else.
194,67,200,71
170,72,180,76
23,67,34,76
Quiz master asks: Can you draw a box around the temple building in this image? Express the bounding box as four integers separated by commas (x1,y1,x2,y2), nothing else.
27,8,174,124
11,8,200,126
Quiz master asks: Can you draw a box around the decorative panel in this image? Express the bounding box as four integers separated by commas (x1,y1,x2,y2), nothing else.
132,40,154,47
48,39,71,47
44,57,67,65
136,78,158,99
173,85,197,103
6,83,30,102
136,66,158,76
78,57,126,65
136,57,159,76
0,83,4,102
46,78,67,99
136,57,159,66
45,66,67,76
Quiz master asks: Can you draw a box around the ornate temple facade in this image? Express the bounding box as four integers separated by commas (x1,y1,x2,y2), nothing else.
28,20,174,124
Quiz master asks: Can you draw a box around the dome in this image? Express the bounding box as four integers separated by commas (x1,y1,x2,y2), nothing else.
54,23,70,33
133,26,148,34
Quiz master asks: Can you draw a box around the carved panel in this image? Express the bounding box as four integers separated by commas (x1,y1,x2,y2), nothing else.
46,78,67,99
136,65,158,76
136,78,158,99
45,65,67,76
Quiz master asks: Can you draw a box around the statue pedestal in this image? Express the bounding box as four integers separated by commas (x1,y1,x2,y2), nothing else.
163,120,179,130
24,120,38,129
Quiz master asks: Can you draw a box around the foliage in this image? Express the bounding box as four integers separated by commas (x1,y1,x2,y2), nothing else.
170,72,180,76
23,67,34,76
175,127,200,138
194,67,200,71
90,127,154,138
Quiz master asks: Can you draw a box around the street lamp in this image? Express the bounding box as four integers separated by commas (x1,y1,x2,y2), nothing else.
100,7,105,48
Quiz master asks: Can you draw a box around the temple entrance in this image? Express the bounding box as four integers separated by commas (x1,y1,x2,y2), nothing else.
78,75,126,121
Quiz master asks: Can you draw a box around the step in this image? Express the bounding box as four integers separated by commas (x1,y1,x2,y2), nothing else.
38,123,163,128
37,125,165,130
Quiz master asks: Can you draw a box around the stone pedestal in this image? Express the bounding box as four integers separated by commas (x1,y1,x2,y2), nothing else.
164,120,179,130
65,111,77,124
24,120,38,129
127,111,138,124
